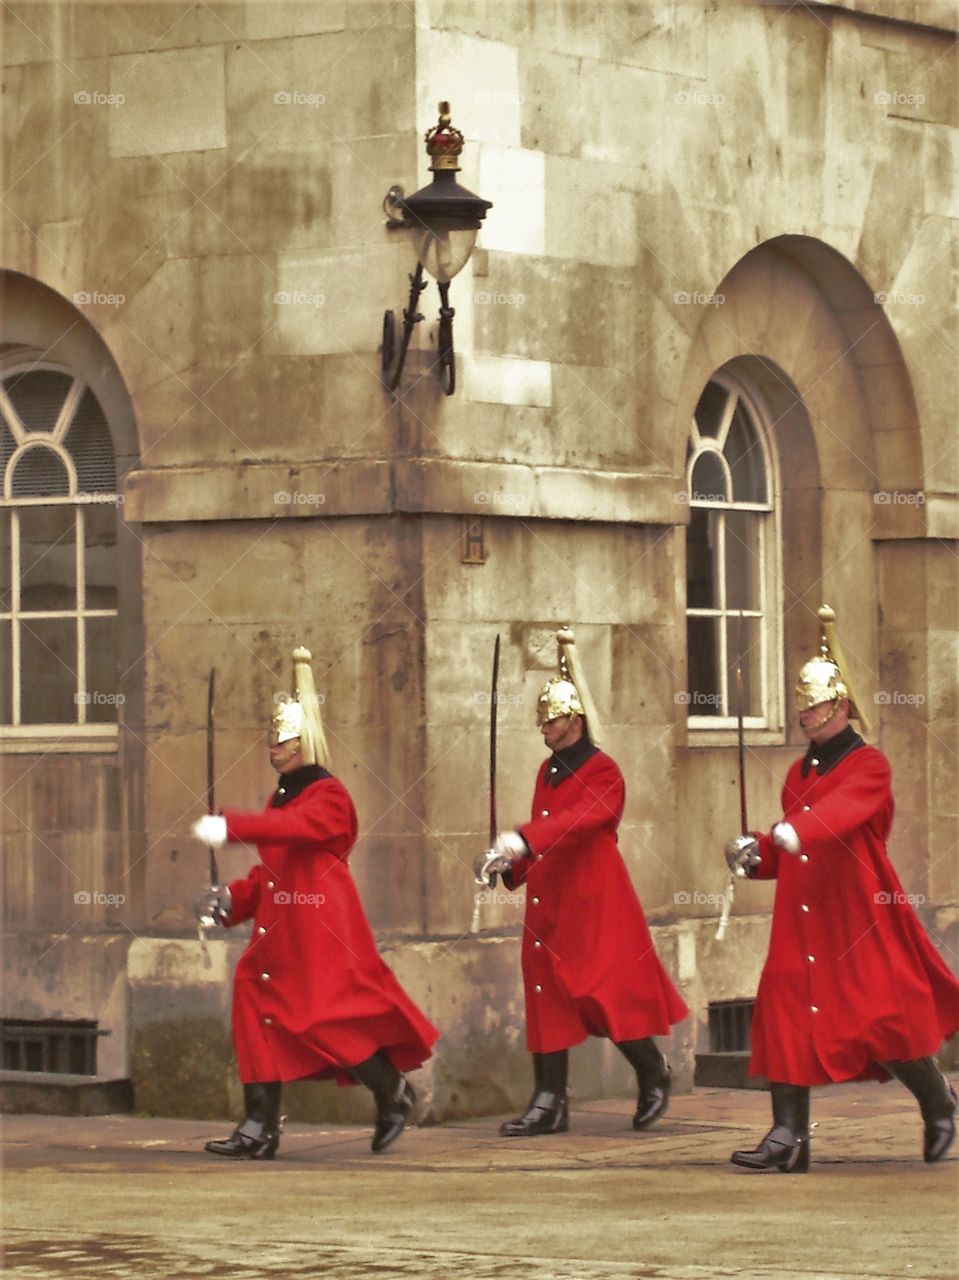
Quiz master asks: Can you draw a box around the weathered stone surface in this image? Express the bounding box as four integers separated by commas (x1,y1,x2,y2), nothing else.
1,934,133,1079
108,47,227,159
3,0,956,1122
415,30,521,149
241,1,346,41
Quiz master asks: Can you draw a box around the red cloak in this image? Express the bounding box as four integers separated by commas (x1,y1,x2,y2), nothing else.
222,774,438,1085
511,749,689,1053
749,744,959,1085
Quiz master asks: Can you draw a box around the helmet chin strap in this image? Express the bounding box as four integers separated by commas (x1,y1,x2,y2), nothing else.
802,700,842,734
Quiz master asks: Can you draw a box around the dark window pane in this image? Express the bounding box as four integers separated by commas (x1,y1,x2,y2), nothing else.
19,507,76,610
694,381,727,438
687,615,722,715
11,446,70,498
691,451,728,503
84,616,120,723
3,370,73,434
64,389,116,494
20,616,77,723
82,504,118,609
0,511,10,612
0,619,10,722
725,509,761,611
686,507,720,609
725,399,767,503
726,615,763,718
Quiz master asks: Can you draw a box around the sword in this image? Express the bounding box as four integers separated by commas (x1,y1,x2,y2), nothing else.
206,666,219,888
488,632,500,851
737,639,748,838
198,667,219,953
471,634,501,934
717,615,746,941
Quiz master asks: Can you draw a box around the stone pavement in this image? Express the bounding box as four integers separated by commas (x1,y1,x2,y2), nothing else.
3,1080,957,1280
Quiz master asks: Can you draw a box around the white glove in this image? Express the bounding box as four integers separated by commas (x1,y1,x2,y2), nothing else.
725,834,761,878
493,831,528,860
772,821,801,855
473,832,529,887
191,814,228,848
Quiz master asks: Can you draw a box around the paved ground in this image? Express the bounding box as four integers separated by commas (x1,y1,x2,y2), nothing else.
3,1080,958,1279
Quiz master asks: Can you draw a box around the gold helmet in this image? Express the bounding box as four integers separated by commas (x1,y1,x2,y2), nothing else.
538,677,583,723
269,646,332,767
795,605,870,734
536,626,604,745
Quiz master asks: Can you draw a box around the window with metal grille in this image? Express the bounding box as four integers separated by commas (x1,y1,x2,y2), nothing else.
684,371,781,729
0,365,120,736
707,998,756,1053
1,1018,106,1075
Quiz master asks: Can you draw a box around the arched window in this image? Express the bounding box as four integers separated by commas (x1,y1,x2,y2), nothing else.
0,363,120,737
684,371,780,728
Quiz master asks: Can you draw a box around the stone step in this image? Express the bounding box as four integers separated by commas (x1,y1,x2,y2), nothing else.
0,1071,134,1116
693,1052,767,1090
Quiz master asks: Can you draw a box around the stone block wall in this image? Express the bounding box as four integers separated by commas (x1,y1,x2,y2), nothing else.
2,0,956,1116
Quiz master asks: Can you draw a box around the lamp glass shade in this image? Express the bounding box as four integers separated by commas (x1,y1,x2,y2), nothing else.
409,226,477,282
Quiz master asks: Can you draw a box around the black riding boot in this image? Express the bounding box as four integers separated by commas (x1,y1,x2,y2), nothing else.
731,1082,811,1173
885,1057,957,1163
615,1038,673,1131
351,1050,416,1153
205,1081,282,1160
500,1050,569,1137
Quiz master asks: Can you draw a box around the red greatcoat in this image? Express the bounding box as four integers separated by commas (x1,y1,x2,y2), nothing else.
749,743,959,1086
509,746,689,1053
221,770,438,1085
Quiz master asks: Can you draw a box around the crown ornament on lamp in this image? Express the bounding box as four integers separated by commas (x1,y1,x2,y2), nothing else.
424,104,465,169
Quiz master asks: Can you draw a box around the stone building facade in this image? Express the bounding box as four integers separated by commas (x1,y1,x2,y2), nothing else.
2,0,956,1119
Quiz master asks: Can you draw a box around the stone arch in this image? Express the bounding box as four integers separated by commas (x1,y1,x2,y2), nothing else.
0,269,146,938
670,237,956,923
0,271,141,481
673,237,928,747
673,235,922,500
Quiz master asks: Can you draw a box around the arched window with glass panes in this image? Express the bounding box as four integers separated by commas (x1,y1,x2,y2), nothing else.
684,371,781,729
0,364,120,739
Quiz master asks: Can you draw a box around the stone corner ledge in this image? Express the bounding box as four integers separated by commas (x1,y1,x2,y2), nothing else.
126,936,236,985
121,458,684,525
121,459,394,523
873,491,958,541
395,458,683,524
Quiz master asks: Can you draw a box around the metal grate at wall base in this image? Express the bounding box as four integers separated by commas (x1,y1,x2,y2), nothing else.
1,1019,107,1076
694,998,761,1089
708,998,755,1053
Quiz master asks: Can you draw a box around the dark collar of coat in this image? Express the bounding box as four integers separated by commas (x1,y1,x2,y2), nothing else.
544,735,599,788
800,724,864,778
271,764,332,807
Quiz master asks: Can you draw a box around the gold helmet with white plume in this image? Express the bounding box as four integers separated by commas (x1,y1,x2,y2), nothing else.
270,646,332,768
794,605,870,734
536,626,604,746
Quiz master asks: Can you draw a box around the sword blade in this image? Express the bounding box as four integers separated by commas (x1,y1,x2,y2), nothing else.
206,667,218,886
736,613,748,835
489,634,500,846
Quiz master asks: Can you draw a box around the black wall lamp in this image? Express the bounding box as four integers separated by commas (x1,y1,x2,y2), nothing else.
381,102,493,397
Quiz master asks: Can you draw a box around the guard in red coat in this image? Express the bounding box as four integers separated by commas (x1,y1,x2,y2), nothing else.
190,646,438,1159
478,628,689,1136
726,609,959,1171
